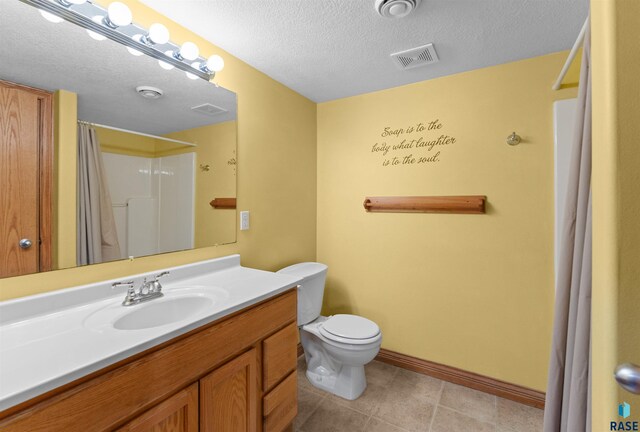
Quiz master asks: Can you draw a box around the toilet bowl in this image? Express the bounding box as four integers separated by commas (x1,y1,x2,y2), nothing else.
277,263,382,400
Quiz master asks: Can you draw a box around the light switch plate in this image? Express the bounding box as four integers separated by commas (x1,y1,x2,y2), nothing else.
240,211,250,230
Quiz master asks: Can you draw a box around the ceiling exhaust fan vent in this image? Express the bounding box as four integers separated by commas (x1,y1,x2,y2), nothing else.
375,0,422,18
191,103,227,117
390,43,439,70
136,86,163,99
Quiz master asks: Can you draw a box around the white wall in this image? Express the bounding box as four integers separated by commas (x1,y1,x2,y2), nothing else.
101,152,195,259
102,153,153,259
158,153,195,253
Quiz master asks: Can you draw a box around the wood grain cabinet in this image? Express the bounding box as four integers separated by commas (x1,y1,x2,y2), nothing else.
117,383,199,432
0,290,298,432
201,348,258,432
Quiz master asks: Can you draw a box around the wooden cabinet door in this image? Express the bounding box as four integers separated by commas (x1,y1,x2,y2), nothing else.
116,383,198,432
0,80,52,277
200,348,258,432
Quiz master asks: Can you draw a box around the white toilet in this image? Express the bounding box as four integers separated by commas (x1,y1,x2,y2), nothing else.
277,262,382,400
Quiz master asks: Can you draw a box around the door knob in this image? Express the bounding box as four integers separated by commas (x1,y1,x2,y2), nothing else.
19,238,32,249
615,363,640,394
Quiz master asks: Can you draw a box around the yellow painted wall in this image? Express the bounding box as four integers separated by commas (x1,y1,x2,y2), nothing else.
592,0,640,428
317,52,577,391
559,47,582,90
52,90,77,270
0,0,317,300
165,121,237,247
97,126,161,157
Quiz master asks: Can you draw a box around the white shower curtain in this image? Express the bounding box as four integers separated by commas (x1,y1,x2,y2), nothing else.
543,22,592,432
77,123,121,265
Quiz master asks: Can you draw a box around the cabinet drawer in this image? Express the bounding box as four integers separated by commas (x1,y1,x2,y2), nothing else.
263,372,297,432
263,322,298,392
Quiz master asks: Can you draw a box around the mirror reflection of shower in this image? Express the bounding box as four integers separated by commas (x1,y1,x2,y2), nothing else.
79,121,196,264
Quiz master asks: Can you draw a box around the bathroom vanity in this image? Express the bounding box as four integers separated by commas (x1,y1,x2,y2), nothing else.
0,255,299,432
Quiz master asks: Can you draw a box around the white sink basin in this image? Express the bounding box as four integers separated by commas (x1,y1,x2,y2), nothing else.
84,287,229,332
113,296,214,330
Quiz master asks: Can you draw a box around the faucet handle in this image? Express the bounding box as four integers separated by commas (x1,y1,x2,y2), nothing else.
154,271,170,280
149,271,170,293
112,280,135,289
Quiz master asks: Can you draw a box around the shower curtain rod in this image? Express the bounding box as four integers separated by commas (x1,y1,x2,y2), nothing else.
77,120,197,147
552,17,589,90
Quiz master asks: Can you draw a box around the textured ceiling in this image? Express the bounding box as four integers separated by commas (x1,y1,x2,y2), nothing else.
0,0,236,136
139,0,589,102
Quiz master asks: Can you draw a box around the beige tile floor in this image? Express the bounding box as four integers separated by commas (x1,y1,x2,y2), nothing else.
295,357,544,432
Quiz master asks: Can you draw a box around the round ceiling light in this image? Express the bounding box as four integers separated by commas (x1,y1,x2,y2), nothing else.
136,86,164,99
374,0,421,18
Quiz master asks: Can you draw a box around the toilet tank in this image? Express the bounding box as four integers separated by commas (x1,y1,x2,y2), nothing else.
277,262,328,325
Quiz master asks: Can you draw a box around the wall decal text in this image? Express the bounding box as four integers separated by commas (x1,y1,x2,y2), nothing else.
371,119,457,167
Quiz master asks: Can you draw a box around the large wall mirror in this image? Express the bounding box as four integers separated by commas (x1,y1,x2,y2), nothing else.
0,0,237,279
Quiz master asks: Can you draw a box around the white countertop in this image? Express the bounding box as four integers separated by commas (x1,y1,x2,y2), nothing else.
0,255,301,411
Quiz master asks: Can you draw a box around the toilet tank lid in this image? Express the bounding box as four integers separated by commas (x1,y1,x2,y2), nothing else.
277,262,327,279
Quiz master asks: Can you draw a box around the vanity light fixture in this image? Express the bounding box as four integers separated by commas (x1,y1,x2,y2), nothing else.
87,16,107,41
173,41,200,62
158,51,176,70
24,0,224,81
142,23,170,45
186,64,200,80
127,39,144,56
202,55,225,73
103,2,132,29
56,0,87,6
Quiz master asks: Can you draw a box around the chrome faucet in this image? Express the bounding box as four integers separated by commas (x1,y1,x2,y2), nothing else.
111,271,170,306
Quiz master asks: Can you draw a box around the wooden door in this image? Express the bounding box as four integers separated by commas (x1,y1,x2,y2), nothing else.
0,80,52,278
200,348,258,432
116,383,198,432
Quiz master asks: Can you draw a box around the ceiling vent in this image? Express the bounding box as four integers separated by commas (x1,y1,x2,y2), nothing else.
390,43,439,70
375,0,421,18
136,86,163,99
191,103,227,117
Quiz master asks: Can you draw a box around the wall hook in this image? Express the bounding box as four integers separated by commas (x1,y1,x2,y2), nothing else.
506,132,521,146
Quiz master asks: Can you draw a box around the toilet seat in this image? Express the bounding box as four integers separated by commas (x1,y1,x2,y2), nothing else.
319,314,381,345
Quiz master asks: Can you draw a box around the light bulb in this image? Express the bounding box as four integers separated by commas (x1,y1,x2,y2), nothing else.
147,23,170,45
178,42,199,61
40,10,64,23
106,2,132,27
206,55,224,72
87,16,107,41
158,51,174,70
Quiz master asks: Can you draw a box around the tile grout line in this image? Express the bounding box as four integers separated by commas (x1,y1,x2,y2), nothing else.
433,382,499,427
364,364,409,431
362,413,374,432
494,393,498,432
434,404,498,428
427,380,445,432
297,389,327,431
369,416,412,432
